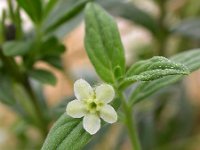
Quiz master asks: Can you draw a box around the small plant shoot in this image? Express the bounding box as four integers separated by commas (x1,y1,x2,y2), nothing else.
0,0,200,150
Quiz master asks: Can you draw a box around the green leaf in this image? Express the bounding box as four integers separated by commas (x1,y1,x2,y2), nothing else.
42,56,63,70
2,41,31,56
84,3,125,83
120,56,189,88
29,69,57,86
37,37,65,69
44,0,90,33
42,0,84,38
40,37,65,57
42,113,91,150
16,0,42,23
129,49,200,105
43,0,59,17
172,19,200,40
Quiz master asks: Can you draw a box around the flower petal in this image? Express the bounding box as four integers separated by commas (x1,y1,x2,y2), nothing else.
83,114,100,135
74,79,94,100
66,100,86,118
100,104,117,123
95,84,115,103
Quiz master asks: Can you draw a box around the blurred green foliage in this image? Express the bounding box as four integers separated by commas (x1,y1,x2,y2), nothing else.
0,0,91,149
0,0,200,149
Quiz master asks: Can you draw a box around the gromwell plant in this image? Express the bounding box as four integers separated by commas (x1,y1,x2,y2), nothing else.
42,2,200,150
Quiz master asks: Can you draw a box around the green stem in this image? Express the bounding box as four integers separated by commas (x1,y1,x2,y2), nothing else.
118,91,141,150
23,76,49,136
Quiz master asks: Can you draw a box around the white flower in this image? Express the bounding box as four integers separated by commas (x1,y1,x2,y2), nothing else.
66,79,117,135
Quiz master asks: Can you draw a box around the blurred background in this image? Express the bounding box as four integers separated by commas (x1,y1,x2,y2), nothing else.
0,0,200,149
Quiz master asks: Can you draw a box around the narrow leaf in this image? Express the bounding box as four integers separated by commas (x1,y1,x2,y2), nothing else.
43,0,58,17
44,0,89,33
2,41,31,56
84,3,125,83
29,69,57,86
129,49,200,105
42,113,91,150
16,0,42,23
120,56,189,88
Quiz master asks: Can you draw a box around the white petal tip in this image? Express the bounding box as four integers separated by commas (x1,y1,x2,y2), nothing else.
83,114,101,135
86,128,99,135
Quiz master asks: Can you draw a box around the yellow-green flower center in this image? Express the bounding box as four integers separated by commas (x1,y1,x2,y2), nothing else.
84,98,104,114
89,102,97,109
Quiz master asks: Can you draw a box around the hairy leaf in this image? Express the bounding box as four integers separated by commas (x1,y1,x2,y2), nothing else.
29,69,57,86
129,49,200,105
120,56,189,88
42,113,91,150
84,3,125,83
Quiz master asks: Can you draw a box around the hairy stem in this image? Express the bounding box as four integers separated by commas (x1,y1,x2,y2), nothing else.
118,91,141,150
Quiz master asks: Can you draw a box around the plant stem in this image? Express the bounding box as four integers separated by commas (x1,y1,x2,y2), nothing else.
118,91,141,150
23,76,49,136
